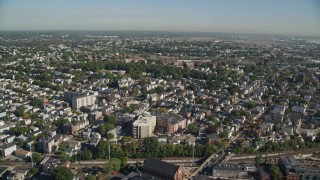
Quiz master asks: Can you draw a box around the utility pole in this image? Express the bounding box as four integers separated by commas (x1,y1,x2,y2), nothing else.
285,142,287,156
264,150,268,164
192,143,195,163
29,145,34,168
108,144,111,161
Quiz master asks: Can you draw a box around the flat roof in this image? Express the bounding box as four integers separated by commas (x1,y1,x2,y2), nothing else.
153,113,185,125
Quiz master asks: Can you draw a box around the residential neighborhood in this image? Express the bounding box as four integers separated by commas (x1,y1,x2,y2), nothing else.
0,31,320,180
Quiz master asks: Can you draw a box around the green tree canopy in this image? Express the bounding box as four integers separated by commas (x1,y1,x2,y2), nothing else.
105,158,121,174
51,167,73,180
85,174,96,180
30,98,44,108
268,164,283,180
78,150,92,160
188,123,199,135
32,152,43,163
14,105,26,117
143,137,159,158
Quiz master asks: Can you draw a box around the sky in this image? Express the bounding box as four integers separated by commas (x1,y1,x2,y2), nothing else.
0,0,320,36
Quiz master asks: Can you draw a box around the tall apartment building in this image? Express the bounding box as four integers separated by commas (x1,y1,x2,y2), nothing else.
64,91,96,109
132,113,156,139
155,113,187,134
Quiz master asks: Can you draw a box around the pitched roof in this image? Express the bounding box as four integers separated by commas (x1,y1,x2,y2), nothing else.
143,159,179,177
15,148,31,156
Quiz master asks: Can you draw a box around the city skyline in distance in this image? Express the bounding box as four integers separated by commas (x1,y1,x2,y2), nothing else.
0,0,320,37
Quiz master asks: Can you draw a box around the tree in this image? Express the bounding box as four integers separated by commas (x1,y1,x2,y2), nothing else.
30,98,44,108
11,126,29,136
121,136,134,143
22,112,30,119
59,141,69,151
78,150,92,160
122,140,137,158
29,167,38,176
105,114,118,125
254,154,262,167
227,85,237,95
124,106,134,113
268,164,283,180
104,123,115,132
246,101,256,109
316,132,320,143
143,137,159,158
105,133,115,141
157,107,168,114
51,167,73,180
95,141,108,159
32,152,43,163
34,120,45,129
207,124,219,134
14,105,26,117
207,115,219,124
105,158,121,174
98,125,107,136
188,123,199,135
85,174,96,180
0,116,10,122
54,119,69,133
219,131,229,138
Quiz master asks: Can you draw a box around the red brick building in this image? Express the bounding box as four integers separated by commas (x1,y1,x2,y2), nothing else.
142,159,184,180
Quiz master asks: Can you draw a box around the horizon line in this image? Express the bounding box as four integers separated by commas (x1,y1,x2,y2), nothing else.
0,29,320,38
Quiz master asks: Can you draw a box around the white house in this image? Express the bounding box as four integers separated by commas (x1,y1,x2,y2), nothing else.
0,143,17,157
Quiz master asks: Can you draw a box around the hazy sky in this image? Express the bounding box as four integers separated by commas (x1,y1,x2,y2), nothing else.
0,0,320,36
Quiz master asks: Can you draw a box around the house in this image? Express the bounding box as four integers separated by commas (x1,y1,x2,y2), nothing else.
259,166,271,180
3,135,15,144
15,148,32,160
207,134,224,144
148,93,160,101
42,158,70,174
62,120,89,135
185,135,196,146
89,111,103,121
65,141,81,157
107,128,118,142
158,135,168,143
272,105,287,115
0,143,17,157
38,135,63,154
193,112,206,120
292,105,307,113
